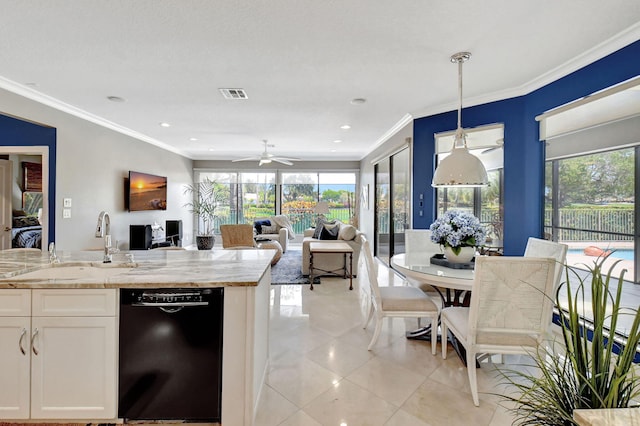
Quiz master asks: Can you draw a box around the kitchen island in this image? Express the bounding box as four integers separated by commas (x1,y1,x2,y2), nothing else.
0,248,274,426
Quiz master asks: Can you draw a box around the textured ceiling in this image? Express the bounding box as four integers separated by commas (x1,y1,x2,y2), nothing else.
0,0,639,162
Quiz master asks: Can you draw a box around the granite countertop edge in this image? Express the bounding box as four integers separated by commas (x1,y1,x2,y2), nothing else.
0,249,275,289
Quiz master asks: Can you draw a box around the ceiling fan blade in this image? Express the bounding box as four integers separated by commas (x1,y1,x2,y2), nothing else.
272,158,293,166
481,146,501,154
273,156,301,161
231,156,260,162
481,138,504,154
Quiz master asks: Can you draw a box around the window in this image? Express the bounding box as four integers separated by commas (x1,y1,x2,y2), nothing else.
282,172,357,232
540,78,640,284
194,170,357,235
545,148,636,282
194,171,276,233
434,124,504,243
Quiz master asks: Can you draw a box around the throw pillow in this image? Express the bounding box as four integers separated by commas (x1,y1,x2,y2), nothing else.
13,216,40,228
261,224,277,234
338,224,357,241
319,224,339,240
312,219,337,239
254,219,271,234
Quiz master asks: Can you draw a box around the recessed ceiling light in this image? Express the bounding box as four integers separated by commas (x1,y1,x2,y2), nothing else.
159,122,171,127
340,124,351,130
107,96,125,102
208,148,215,151
333,139,342,143
350,98,366,104
331,149,337,152
189,137,198,141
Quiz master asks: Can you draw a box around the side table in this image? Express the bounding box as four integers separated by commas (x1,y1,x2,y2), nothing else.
309,241,354,291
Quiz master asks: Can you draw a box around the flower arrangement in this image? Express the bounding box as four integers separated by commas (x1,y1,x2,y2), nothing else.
429,210,486,255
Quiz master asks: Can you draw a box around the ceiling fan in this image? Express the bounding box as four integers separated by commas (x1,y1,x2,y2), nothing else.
231,140,300,166
481,138,504,154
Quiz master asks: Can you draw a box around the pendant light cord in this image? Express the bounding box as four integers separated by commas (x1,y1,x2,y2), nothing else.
451,52,471,148
457,58,463,131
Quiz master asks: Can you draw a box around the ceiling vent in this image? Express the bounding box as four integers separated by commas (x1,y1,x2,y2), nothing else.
219,88,248,100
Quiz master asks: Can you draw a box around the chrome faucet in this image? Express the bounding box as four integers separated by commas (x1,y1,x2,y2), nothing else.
48,242,60,264
95,211,113,263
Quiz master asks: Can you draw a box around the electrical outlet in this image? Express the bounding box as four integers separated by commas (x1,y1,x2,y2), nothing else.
63,198,72,207
63,209,71,218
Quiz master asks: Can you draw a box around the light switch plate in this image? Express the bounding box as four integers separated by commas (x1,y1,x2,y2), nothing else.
63,198,72,207
63,209,71,218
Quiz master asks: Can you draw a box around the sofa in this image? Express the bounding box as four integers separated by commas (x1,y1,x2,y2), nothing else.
302,220,363,277
253,215,295,253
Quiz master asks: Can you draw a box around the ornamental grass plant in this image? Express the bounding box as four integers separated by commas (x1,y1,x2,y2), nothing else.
497,256,640,425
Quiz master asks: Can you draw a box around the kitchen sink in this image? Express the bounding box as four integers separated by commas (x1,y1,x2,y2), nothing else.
12,262,138,280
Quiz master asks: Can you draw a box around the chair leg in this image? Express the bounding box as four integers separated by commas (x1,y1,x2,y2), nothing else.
367,317,383,351
362,299,374,329
467,349,480,406
430,315,438,355
441,320,448,359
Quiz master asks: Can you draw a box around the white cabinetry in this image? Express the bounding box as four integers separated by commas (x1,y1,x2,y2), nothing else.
0,289,31,419
0,289,116,420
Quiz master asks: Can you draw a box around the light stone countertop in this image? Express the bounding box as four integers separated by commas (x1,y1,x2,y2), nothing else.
573,408,640,425
0,248,275,289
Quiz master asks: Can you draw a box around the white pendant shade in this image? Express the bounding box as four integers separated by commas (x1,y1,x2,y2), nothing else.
432,51,489,188
432,145,488,187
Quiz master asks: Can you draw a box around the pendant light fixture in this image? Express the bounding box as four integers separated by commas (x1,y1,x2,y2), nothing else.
432,52,488,187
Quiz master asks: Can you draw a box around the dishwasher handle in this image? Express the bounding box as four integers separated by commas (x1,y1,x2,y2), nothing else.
131,301,210,307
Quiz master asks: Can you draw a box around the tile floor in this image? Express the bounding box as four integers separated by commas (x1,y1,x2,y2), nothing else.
254,258,523,426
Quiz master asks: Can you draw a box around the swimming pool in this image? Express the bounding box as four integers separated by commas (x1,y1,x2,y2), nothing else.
567,248,635,261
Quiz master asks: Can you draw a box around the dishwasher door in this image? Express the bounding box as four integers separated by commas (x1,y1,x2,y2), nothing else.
118,288,223,422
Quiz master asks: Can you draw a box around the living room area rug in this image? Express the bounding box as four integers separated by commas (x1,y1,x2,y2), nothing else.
271,249,320,285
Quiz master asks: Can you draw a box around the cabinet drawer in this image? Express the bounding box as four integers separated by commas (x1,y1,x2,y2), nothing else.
0,289,31,316
32,289,116,316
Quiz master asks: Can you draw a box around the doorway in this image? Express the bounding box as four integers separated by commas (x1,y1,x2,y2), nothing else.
0,147,48,250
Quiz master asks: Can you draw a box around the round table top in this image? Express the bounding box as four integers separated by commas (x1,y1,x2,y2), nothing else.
391,253,475,291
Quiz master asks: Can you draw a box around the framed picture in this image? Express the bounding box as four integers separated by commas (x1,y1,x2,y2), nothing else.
361,184,369,210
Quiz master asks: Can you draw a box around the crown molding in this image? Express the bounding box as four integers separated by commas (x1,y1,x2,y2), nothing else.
0,76,192,159
410,23,640,121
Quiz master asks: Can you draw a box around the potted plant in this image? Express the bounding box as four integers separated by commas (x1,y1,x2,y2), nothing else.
183,178,225,250
429,210,486,263
497,256,640,425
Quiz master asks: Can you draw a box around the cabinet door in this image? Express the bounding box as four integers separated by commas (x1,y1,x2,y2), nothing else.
0,317,31,419
30,316,116,419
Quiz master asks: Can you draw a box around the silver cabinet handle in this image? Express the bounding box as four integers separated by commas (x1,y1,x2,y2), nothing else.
19,328,27,355
31,328,39,355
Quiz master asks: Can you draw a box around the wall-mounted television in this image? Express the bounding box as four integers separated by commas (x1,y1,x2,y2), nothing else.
128,171,167,211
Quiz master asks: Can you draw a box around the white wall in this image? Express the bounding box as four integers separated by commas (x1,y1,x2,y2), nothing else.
0,88,194,251
359,122,414,241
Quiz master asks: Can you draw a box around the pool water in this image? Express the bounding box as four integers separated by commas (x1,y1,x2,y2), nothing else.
567,248,634,261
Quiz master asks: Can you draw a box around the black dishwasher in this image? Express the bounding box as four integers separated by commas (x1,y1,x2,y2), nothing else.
118,288,223,422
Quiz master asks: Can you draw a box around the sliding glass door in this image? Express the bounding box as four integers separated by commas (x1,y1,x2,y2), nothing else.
374,147,410,265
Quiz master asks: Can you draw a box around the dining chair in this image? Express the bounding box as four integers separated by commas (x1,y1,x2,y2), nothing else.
441,256,556,406
361,236,440,353
403,229,442,295
404,229,441,262
524,237,568,293
220,224,257,249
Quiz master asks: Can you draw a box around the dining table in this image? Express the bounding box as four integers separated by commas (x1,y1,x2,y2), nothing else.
390,252,476,363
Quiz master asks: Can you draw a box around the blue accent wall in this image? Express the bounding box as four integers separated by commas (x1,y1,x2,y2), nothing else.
0,114,56,244
414,39,640,255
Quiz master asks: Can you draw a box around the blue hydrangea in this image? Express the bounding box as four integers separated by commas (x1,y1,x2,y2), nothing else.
429,210,487,252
